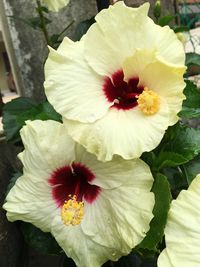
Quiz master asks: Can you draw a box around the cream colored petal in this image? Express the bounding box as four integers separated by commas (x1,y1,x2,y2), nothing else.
44,44,111,123
81,162,154,250
155,25,185,67
123,53,186,126
84,2,152,76
42,0,69,12
51,215,125,267
74,145,152,189
123,49,157,81
140,61,185,125
158,174,200,267
56,36,86,59
64,100,170,161
3,120,75,231
19,120,75,176
3,173,59,232
84,2,184,77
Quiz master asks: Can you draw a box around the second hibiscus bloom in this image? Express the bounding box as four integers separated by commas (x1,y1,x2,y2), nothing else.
44,1,186,162
4,120,155,267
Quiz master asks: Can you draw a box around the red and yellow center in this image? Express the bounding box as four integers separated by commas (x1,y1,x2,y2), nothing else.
103,70,160,115
49,163,100,226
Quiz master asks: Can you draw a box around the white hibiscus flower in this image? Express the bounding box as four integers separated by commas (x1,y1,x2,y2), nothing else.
3,120,154,267
42,0,69,12
44,2,186,162
158,174,200,267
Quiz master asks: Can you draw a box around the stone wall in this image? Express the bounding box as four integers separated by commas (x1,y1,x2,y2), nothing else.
0,0,97,101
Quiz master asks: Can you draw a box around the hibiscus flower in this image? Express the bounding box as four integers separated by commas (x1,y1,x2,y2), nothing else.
44,2,186,161
158,174,200,267
3,120,154,267
42,0,69,12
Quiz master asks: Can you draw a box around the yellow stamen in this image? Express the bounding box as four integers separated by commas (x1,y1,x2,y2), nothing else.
61,195,84,226
137,87,160,115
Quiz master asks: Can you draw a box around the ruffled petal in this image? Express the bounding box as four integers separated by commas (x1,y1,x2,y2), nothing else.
19,120,75,175
74,145,150,189
81,159,154,250
158,174,200,267
123,49,157,81
3,173,59,232
51,215,126,267
3,120,75,231
155,25,185,67
64,99,170,161
84,2,184,76
44,40,111,123
84,2,151,76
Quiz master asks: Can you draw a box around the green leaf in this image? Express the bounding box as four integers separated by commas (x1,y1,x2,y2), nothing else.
158,15,175,26
173,25,189,33
163,123,200,161
21,222,62,255
50,34,60,45
155,152,188,170
36,5,49,13
2,97,62,144
28,16,51,29
74,17,95,41
137,174,171,251
114,253,142,267
183,155,200,185
2,97,37,143
5,172,22,197
50,21,74,48
186,53,200,67
162,167,188,192
179,80,200,118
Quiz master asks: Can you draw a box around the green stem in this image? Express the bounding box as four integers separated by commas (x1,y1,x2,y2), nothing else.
36,0,50,45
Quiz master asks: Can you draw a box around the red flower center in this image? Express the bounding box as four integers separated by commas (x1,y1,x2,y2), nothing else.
49,163,101,207
103,70,144,110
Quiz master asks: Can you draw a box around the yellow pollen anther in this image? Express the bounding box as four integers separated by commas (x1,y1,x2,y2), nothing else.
137,87,160,115
61,195,84,226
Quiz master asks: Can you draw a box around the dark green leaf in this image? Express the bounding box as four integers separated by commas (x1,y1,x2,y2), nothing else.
21,222,62,255
36,6,49,13
155,152,188,170
5,172,22,197
114,253,142,267
162,167,188,192
141,152,156,171
140,257,157,267
179,80,200,118
158,15,175,26
186,53,200,67
173,26,189,33
2,97,37,143
74,17,95,41
137,174,171,251
50,21,74,48
183,155,200,185
2,97,62,144
163,123,200,161
50,34,60,45
28,16,51,29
